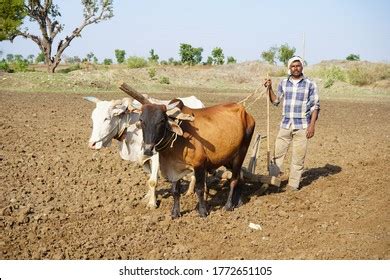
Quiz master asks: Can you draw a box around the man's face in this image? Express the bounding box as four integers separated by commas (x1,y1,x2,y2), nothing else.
290,60,303,77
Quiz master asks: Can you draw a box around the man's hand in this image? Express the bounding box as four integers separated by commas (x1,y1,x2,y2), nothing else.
264,78,272,88
306,124,315,139
307,109,319,139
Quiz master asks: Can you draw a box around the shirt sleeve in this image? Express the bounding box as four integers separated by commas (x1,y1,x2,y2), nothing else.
308,81,320,113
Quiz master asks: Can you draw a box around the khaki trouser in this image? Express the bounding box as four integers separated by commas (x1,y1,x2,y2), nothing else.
274,127,308,189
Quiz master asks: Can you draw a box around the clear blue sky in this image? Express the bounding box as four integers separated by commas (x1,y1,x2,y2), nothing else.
1,0,389,65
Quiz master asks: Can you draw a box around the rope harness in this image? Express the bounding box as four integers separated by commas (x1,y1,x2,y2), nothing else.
238,85,267,110
154,120,181,152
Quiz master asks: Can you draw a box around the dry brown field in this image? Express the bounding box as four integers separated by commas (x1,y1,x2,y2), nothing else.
1,62,389,259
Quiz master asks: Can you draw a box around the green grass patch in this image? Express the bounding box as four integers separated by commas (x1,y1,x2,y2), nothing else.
127,56,148,69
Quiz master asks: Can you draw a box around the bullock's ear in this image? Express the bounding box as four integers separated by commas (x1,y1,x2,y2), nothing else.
168,120,183,136
111,104,128,116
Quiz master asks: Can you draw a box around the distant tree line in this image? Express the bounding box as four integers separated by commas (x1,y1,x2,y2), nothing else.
1,1,363,73
261,43,361,66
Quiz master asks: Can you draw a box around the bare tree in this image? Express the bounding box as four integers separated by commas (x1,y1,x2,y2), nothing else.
11,0,113,73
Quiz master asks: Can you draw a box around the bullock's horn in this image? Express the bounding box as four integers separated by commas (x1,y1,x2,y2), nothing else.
119,83,151,105
83,96,100,103
166,100,181,111
166,103,195,121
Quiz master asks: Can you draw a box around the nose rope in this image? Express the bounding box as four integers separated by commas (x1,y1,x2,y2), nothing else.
154,120,181,152
154,127,167,150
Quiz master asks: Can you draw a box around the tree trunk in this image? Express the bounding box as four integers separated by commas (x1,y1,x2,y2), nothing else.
48,62,58,73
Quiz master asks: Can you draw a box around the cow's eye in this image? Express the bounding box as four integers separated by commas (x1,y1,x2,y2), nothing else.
104,117,109,122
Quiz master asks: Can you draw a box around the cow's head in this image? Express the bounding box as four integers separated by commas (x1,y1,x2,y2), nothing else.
84,96,131,149
118,83,195,156
136,101,191,156
138,104,166,156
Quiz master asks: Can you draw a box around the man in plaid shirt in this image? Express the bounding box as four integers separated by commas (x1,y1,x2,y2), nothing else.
264,56,320,191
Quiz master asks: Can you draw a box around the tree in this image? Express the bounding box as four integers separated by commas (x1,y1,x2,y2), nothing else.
27,54,34,63
35,51,45,63
205,56,213,65
261,46,278,64
0,0,26,41
193,47,203,64
85,52,97,63
103,58,112,65
63,55,81,64
0,0,113,73
115,49,126,64
211,47,224,65
226,56,236,64
278,43,296,66
346,54,360,61
179,43,203,66
6,53,14,61
148,49,159,63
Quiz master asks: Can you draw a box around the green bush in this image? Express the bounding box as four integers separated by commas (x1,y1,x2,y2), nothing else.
11,58,29,72
310,66,346,88
103,58,112,65
346,67,373,86
1,54,30,72
323,66,345,87
127,56,148,68
115,49,126,64
227,56,237,64
326,66,345,82
148,68,156,79
205,56,213,65
324,78,335,88
159,76,170,84
0,59,11,72
346,54,360,61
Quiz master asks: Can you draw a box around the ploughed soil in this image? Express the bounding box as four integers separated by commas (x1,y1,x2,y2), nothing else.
0,89,389,260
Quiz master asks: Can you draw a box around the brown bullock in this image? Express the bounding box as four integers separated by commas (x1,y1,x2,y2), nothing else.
121,85,255,218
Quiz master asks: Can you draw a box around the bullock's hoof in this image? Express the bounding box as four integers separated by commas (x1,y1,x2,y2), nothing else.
171,209,181,219
198,208,209,218
235,197,244,208
143,194,158,209
146,202,158,209
223,203,234,211
197,203,209,218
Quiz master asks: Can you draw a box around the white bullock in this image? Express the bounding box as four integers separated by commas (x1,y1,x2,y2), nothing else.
84,95,204,208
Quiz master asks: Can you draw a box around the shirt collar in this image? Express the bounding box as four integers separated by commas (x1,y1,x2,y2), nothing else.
287,75,305,83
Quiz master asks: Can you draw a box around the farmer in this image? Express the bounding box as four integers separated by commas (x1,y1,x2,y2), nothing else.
264,56,320,191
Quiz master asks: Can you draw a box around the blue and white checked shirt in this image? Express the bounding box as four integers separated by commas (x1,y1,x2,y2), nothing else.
273,76,320,129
